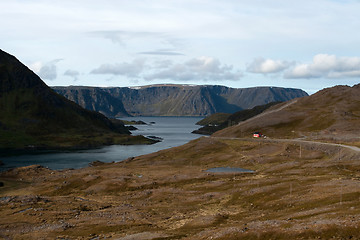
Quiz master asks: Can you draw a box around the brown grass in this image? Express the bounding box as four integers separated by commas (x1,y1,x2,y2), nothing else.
1,137,360,239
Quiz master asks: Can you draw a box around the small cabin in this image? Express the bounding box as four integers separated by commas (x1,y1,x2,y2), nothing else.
253,132,263,138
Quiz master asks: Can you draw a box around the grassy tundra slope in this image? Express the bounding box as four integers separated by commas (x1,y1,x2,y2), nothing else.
214,84,360,143
1,136,359,239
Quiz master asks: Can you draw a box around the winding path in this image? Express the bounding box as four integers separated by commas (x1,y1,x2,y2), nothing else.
209,136,360,153
211,97,360,153
271,138,360,153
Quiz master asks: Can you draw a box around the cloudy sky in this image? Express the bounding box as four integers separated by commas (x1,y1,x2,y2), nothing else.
2,0,360,94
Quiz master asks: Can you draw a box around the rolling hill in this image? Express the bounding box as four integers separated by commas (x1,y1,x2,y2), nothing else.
213,84,360,141
193,101,281,135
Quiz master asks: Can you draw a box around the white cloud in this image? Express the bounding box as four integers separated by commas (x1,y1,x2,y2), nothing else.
90,58,146,78
64,69,80,81
29,59,62,80
2,0,360,92
247,57,293,74
138,49,184,56
87,31,158,46
3,0,359,42
153,59,173,69
328,70,360,78
285,54,360,79
145,56,243,81
88,31,184,49
89,56,242,82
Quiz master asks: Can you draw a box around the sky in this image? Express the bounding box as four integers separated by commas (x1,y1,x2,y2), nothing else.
1,0,360,94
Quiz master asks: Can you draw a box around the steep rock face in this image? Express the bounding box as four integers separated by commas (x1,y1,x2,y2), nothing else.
208,85,306,109
52,86,130,117
53,85,308,117
0,49,131,149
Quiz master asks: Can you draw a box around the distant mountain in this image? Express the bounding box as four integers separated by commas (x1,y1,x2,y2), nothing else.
0,49,152,150
52,86,131,118
53,85,308,117
213,84,360,140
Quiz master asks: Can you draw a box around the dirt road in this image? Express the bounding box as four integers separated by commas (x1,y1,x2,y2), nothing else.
210,136,360,152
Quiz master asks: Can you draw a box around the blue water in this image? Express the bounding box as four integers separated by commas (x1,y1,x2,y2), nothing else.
0,117,203,171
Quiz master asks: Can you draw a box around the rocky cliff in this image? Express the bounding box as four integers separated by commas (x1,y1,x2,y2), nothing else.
53,85,308,117
51,86,131,117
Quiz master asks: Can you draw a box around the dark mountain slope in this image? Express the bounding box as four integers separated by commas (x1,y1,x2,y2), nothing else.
53,85,308,117
214,84,360,141
195,113,232,126
192,101,281,135
0,49,152,149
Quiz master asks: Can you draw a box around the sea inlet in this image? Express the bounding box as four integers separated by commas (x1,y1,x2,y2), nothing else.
0,117,203,171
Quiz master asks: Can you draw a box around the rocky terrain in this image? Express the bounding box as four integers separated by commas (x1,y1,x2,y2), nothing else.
0,49,154,150
53,85,308,117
